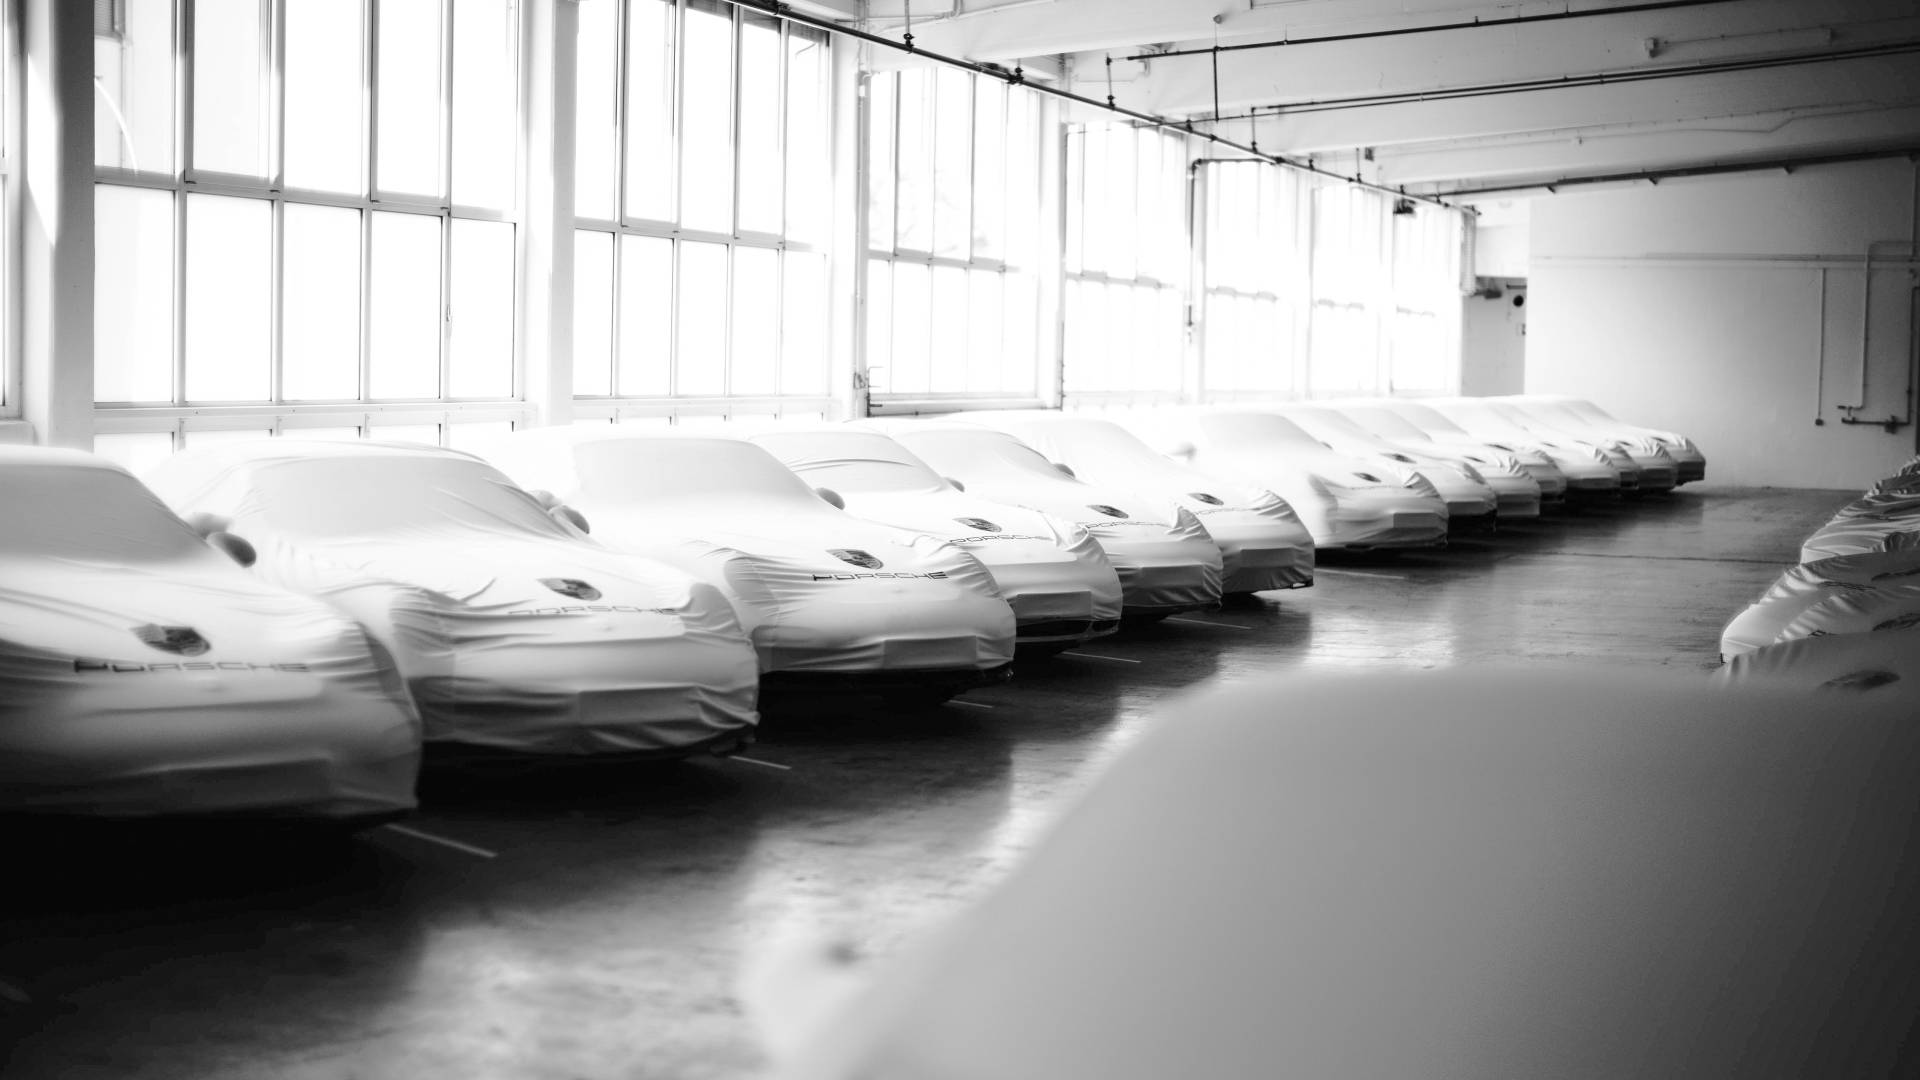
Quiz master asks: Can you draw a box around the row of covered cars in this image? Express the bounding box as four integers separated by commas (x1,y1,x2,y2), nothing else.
1718,454,1920,693
0,395,1701,821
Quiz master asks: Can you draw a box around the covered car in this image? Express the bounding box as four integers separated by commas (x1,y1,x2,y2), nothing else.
1269,403,1516,525
1380,398,1621,498
957,410,1314,595
1114,409,1450,551
1500,395,1706,484
1327,399,1568,506
758,667,1920,1079
1716,626,1920,695
1427,397,1677,493
0,446,419,819
1720,549,1920,657
142,441,760,757
475,429,1016,699
858,421,1224,617
1799,486,1920,563
744,426,1122,647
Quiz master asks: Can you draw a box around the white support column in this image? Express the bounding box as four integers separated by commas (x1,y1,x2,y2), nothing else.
20,0,93,448
831,38,865,420
521,0,578,427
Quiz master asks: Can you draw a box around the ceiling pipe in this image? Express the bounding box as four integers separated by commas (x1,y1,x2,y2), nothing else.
1200,39,1920,122
1125,0,1747,62
1425,145,1920,198
730,0,1459,210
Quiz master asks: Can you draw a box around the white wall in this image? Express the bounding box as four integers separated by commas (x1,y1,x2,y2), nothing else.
1461,281,1527,396
1527,159,1920,489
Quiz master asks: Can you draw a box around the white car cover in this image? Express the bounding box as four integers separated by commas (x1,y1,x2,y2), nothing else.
958,411,1315,594
1799,486,1920,562
859,421,1224,615
1431,397,1677,493
1380,399,1619,495
1716,626,1920,696
1331,400,1569,503
744,427,1122,646
142,441,760,757
1719,549,1920,657
758,668,1920,1080
1114,409,1450,550
0,447,419,818
473,429,1016,680
1269,404,1510,522
1501,395,1706,484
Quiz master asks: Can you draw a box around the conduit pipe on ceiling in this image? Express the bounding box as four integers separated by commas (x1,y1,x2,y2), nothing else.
1201,39,1920,122
1428,146,1920,199
1123,0,1748,62
729,0,1457,210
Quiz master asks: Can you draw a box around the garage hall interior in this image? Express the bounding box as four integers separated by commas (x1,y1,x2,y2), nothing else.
4,1,1920,1077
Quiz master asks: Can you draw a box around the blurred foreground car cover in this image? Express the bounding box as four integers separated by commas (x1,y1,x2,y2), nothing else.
765,667,1920,1079
0,447,420,818
1717,626,1920,695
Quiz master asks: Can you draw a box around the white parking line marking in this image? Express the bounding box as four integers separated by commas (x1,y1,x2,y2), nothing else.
949,700,995,709
380,824,499,860
728,754,793,771
1060,651,1143,664
1164,617,1252,631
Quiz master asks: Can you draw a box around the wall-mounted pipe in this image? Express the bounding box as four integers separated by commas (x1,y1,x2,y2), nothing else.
1814,267,1827,425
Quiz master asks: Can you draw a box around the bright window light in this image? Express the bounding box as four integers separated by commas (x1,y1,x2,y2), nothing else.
184,195,272,402
281,203,363,401
93,185,176,403
191,0,267,177
376,0,444,198
283,0,364,193
368,211,443,399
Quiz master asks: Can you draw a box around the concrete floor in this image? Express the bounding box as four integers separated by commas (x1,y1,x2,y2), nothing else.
0,485,1851,1079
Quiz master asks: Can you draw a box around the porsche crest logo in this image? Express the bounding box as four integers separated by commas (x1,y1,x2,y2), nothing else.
134,624,211,657
954,517,1001,532
831,549,884,569
1189,492,1225,506
540,578,603,601
1087,504,1128,519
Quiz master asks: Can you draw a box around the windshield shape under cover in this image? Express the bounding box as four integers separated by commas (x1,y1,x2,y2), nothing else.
0,465,214,563
247,456,569,541
575,438,820,504
751,432,943,494
1199,413,1326,454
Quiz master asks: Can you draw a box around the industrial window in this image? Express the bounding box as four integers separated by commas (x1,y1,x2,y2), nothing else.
865,66,1042,403
1307,184,1390,397
91,0,525,461
1060,122,1191,406
1387,206,1464,395
571,0,835,424
1198,161,1310,398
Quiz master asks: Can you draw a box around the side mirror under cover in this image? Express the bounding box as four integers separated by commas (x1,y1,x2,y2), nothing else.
814,487,846,510
553,505,591,534
207,531,257,568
